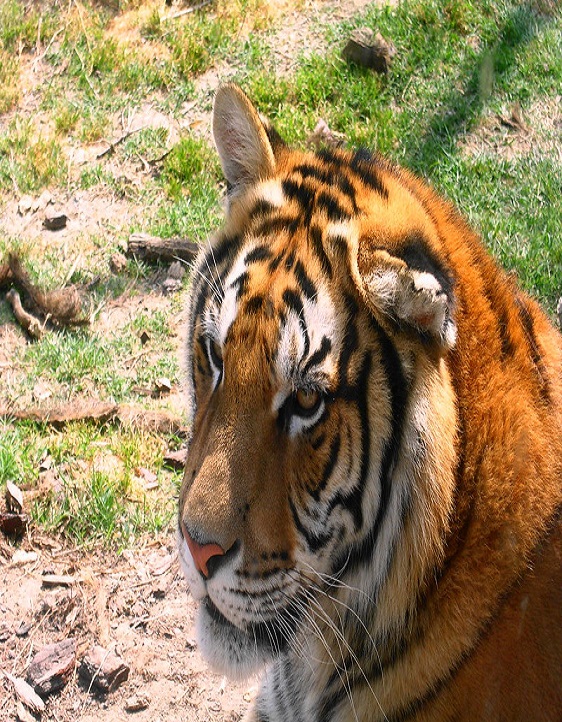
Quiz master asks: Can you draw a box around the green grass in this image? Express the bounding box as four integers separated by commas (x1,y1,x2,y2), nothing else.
1,0,560,546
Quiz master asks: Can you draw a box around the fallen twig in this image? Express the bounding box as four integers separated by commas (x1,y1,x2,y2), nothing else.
163,0,213,21
0,400,188,437
6,289,44,339
127,233,198,264
96,125,146,159
6,253,88,327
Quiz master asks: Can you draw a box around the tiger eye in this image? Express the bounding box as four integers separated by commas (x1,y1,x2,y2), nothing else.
295,388,320,411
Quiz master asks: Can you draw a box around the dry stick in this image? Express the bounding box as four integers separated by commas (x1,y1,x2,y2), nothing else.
163,0,213,21
97,125,146,159
32,26,65,70
6,289,43,339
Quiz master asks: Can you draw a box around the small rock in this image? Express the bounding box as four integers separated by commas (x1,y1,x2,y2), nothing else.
162,277,182,294
109,252,128,274
151,582,167,599
136,466,158,490
557,296,561,329
26,638,77,696
33,382,53,403
154,377,172,396
39,453,54,472
125,694,150,712
167,260,186,280
163,448,188,470
11,550,38,566
342,27,396,74
16,621,32,637
0,623,12,642
34,190,52,212
18,196,33,215
79,645,130,692
43,208,68,231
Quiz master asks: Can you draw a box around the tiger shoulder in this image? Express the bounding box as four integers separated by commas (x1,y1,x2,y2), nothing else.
178,84,562,722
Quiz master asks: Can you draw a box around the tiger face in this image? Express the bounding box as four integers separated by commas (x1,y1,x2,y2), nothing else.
178,85,562,721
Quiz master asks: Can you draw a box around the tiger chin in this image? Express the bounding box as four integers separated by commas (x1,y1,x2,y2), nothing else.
178,84,562,722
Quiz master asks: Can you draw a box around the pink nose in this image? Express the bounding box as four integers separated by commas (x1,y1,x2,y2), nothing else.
182,522,225,578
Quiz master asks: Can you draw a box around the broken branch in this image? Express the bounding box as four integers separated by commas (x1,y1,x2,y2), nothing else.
6,289,44,339
127,233,199,264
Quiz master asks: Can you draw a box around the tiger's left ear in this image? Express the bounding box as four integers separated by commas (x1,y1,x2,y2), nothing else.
353,243,457,351
213,84,276,197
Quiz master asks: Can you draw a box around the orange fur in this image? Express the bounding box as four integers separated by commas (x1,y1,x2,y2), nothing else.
178,85,562,722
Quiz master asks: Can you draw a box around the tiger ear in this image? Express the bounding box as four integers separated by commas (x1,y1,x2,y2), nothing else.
354,244,457,351
213,84,276,196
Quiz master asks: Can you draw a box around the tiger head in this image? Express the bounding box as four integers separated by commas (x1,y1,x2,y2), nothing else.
178,84,461,679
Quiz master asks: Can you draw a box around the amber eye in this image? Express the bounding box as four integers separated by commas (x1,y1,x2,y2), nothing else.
295,388,321,414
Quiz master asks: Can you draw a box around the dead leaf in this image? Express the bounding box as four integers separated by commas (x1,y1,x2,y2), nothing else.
6,481,24,513
1,671,46,714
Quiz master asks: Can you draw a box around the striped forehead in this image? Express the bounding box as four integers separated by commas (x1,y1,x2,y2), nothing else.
218,239,339,376
197,167,363,380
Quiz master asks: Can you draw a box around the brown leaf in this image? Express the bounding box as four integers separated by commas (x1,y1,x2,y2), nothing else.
2,672,46,714
6,480,24,513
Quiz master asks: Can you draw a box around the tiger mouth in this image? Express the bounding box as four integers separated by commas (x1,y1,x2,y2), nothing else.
203,596,296,654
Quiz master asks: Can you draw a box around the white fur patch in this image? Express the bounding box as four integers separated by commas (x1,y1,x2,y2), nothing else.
253,179,285,209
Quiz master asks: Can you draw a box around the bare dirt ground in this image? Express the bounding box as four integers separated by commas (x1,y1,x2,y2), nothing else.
0,532,257,722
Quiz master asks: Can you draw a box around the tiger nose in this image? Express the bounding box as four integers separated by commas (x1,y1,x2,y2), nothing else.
181,522,226,578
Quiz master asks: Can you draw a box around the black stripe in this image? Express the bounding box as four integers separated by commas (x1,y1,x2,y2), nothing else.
396,232,455,299
294,259,317,301
294,162,358,211
249,198,276,220
232,271,249,300
311,432,341,501
316,147,341,166
350,149,388,197
268,251,284,272
245,245,273,265
245,294,265,315
282,178,316,212
317,190,351,221
326,352,372,532
289,495,332,552
311,431,326,451
332,320,408,575
498,307,515,360
282,289,304,317
285,250,295,271
192,279,210,326
206,233,242,271
516,296,551,403
337,294,359,391
303,336,332,374
282,288,310,359
254,215,300,238
309,225,333,278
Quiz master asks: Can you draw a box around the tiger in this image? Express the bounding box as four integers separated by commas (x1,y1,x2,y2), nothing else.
178,84,562,722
